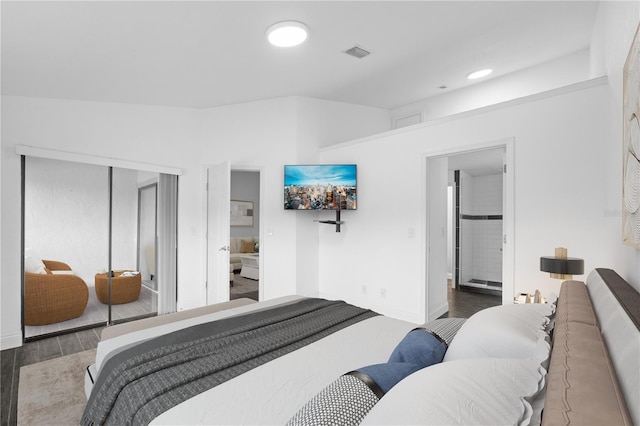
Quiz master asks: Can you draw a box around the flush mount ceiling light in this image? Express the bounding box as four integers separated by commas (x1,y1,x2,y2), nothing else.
467,68,493,80
266,21,309,47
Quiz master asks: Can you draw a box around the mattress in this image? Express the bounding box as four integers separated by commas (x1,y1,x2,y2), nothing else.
85,296,418,425
83,269,638,425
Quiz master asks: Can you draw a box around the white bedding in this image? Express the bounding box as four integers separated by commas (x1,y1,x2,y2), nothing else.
88,296,418,425
85,270,639,426
153,315,416,425
360,358,546,426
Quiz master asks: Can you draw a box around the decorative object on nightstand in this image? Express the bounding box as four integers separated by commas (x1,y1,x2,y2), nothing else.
516,247,585,304
540,247,584,280
514,290,546,304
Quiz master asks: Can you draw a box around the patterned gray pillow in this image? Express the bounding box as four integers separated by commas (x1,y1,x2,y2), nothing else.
287,319,467,425
286,374,379,426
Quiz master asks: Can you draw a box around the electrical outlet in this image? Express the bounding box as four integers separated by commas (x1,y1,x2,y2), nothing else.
380,288,387,298
362,285,367,295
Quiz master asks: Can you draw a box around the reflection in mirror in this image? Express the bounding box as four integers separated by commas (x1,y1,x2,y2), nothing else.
22,157,170,340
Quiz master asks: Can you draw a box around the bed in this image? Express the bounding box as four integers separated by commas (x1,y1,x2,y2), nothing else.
82,268,639,425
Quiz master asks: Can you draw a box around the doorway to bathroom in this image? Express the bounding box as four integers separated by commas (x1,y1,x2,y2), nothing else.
426,140,514,321
451,158,504,294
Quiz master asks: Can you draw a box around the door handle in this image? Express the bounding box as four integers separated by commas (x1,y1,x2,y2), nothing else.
219,246,230,251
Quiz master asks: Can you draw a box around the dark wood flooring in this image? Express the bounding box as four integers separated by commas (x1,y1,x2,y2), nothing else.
0,283,500,425
0,327,104,426
439,281,502,319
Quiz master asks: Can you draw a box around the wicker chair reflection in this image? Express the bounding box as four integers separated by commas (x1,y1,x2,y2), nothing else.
24,260,89,326
94,271,141,304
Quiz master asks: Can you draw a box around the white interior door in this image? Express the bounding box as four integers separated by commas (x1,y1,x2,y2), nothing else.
426,156,449,321
501,143,515,305
207,161,231,304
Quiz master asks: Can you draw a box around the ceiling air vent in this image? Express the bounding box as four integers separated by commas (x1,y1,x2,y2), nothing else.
344,45,371,59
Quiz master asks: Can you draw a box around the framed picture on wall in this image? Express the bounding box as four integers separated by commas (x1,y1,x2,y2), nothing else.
623,23,640,248
231,200,254,227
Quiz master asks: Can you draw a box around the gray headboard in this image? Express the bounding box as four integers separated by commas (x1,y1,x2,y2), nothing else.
587,268,640,426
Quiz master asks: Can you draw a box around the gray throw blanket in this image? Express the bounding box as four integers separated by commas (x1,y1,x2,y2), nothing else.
81,298,378,426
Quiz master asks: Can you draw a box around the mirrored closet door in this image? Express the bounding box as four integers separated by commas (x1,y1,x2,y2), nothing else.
22,156,175,340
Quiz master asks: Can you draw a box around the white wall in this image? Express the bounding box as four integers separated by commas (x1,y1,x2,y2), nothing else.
392,49,593,125
2,1,637,348
24,157,138,284
198,97,391,300
297,97,391,148
1,94,391,348
1,96,203,348
316,1,640,324
25,158,108,283
319,81,612,323
199,97,301,302
591,1,640,287
293,97,391,296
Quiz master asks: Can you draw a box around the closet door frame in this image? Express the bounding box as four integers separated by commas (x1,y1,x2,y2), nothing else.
18,145,181,341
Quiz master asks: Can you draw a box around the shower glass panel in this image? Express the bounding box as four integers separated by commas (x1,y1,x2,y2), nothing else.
456,171,503,294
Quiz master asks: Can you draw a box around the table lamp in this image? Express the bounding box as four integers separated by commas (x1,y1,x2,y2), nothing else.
540,247,584,280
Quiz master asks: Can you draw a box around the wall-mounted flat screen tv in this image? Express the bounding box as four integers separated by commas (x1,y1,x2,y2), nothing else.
284,164,357,210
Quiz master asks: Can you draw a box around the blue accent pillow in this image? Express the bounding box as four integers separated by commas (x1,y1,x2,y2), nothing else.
388,329,447,365
358,362,423,394
357,330,447,394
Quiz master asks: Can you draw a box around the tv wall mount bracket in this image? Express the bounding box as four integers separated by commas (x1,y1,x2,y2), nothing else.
314,210,343,232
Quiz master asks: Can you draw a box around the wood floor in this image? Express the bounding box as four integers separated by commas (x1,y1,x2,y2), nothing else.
439,280,502,319
0,283,499,426
0,327,104,426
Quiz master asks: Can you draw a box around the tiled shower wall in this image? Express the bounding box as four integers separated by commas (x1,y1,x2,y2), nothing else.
457,172,503,287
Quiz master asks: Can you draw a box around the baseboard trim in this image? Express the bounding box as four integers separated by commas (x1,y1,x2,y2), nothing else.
429,303,449,322
1,332,23,350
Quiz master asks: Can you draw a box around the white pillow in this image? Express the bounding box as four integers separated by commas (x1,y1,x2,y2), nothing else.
24,248,47,274
51,270,74,275
443,304,554,366
361,358,546,426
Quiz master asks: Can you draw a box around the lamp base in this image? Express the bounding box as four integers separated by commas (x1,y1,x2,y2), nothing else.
550,273,573,280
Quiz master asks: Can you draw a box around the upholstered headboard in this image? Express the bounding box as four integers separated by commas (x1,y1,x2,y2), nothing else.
587,268,640,425
542,269,639,426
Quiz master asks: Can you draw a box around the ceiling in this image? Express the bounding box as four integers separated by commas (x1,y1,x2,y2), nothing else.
1,1,600,110
448,148,505,177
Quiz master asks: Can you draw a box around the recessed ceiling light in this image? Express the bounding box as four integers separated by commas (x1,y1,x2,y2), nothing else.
467,69,493,80
266,21,309,47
